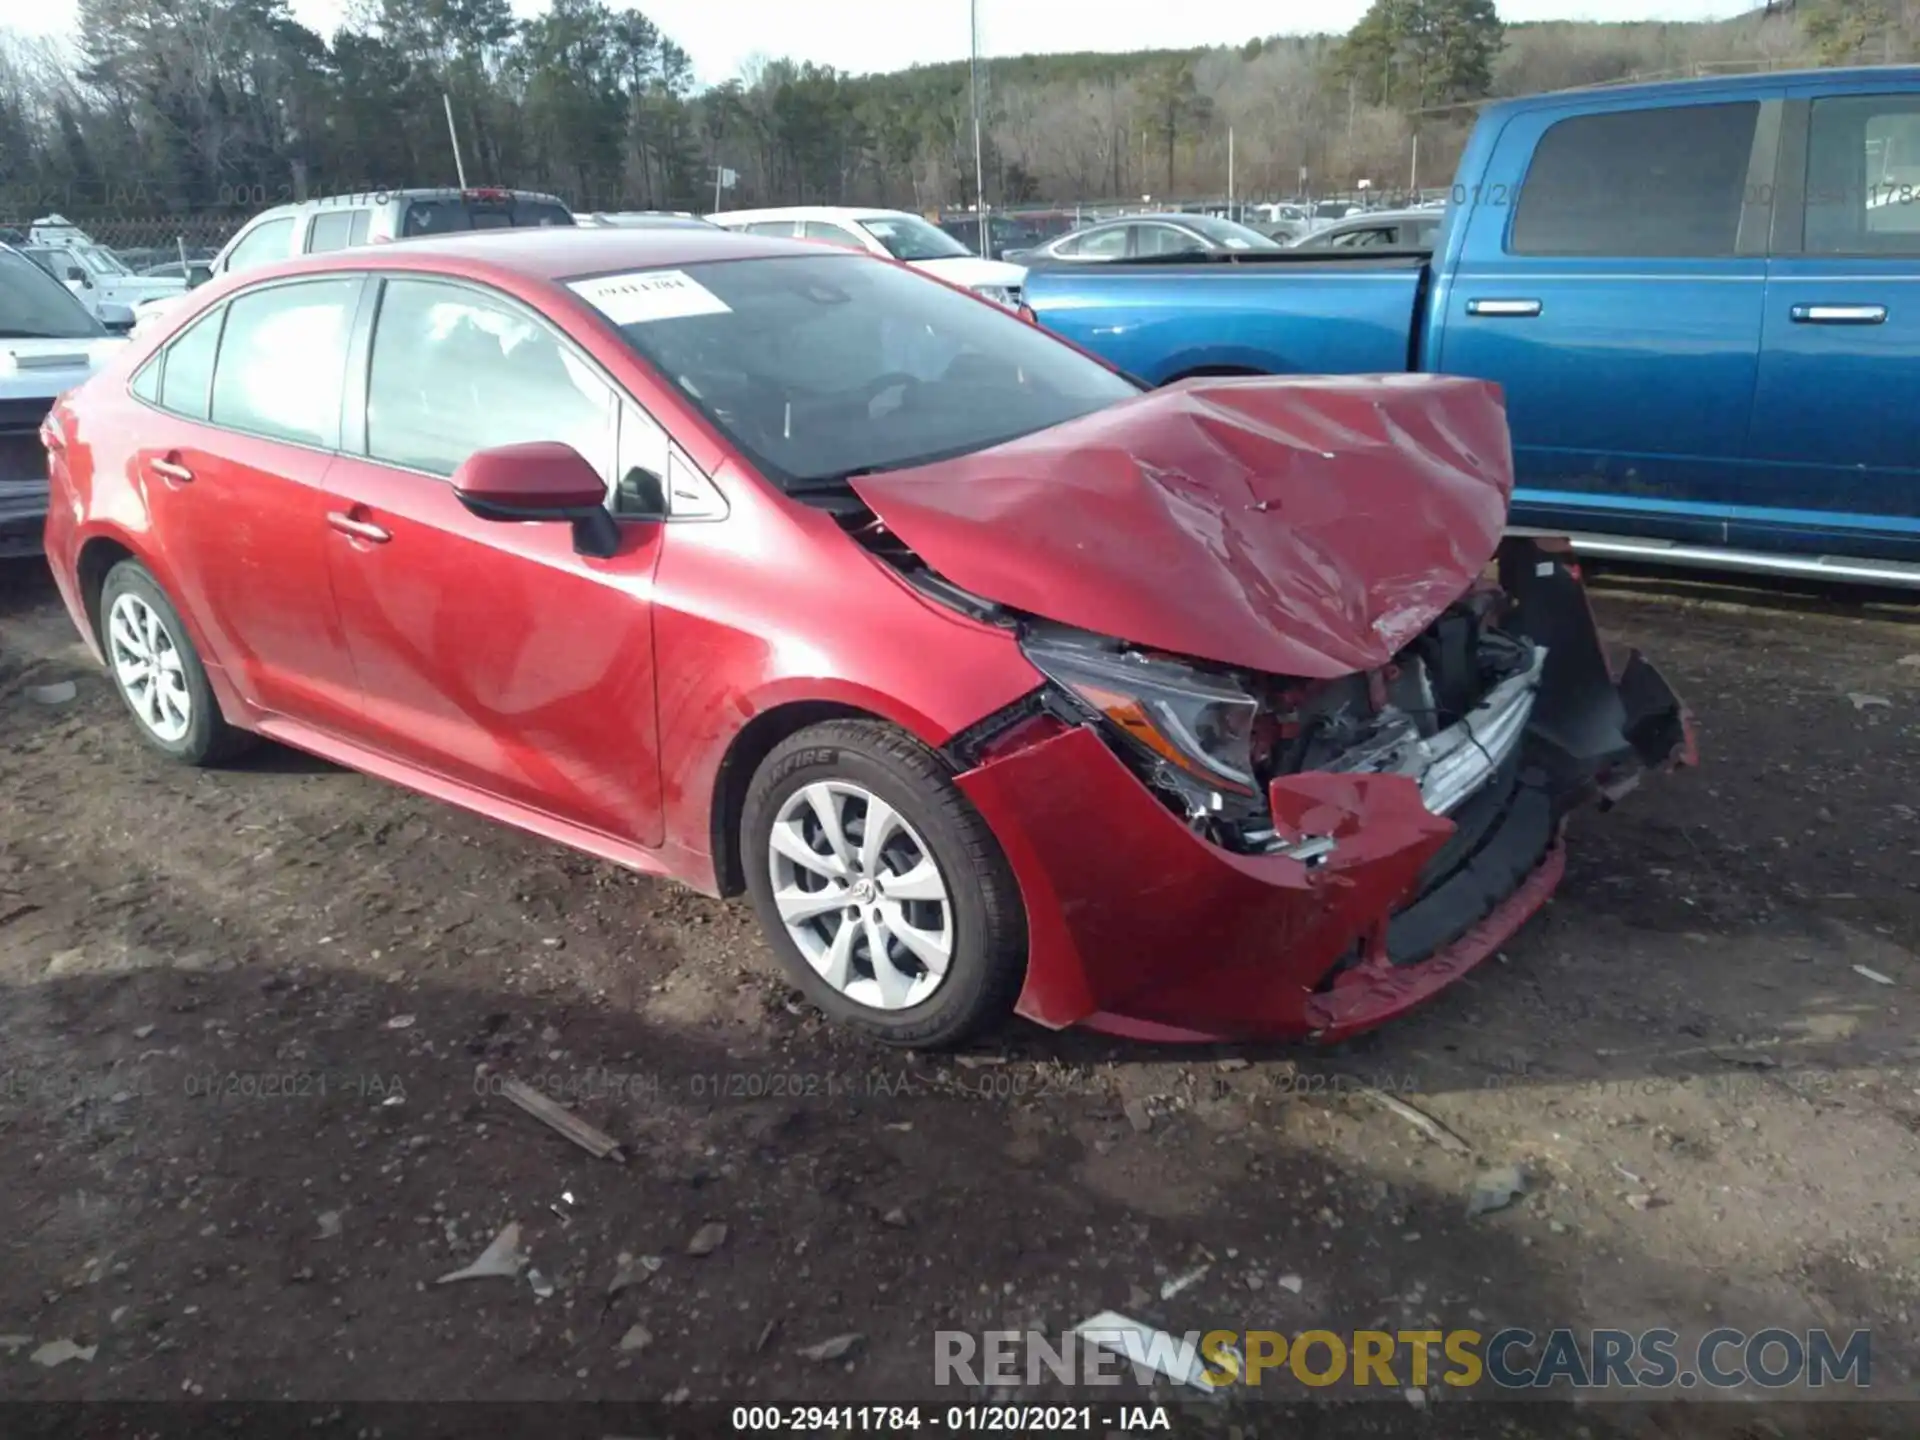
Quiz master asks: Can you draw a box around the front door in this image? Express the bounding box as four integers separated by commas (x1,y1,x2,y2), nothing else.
1437,94,1778,544
138,276,365,733
324,275,668,846
1743,88,1920,561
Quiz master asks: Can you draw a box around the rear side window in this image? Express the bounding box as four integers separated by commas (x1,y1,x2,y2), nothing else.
743,221,797,237
1806,94,1920,256
157,309,223,420
223,217,295,274
802,221,866,249
1512,102,1759,257
401,198,575,236
208,279,360,447
365,278,614,477
306,210,361,253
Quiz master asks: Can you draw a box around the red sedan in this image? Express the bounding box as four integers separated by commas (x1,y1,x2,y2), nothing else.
40,228,1693,1047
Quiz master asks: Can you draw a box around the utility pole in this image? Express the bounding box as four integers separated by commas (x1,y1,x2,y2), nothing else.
443,93,469,189
1410,132,1419,196
969,0,987,255
1227,127,1235,216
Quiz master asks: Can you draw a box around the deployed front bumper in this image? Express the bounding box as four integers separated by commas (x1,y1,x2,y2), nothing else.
954,537,1694,1043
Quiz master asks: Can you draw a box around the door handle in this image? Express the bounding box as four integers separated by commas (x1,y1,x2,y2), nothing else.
1466,299,1543,317
326,510,391,544
1790,303,1886,325
149,456,193,484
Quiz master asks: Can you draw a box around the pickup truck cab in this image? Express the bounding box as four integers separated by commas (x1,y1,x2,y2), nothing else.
1023,66,1920,584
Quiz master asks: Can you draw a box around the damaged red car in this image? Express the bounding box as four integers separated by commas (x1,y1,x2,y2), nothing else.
41,228,1694,1048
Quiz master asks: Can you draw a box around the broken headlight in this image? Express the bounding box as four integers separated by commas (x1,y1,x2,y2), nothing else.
1021,630,1258,796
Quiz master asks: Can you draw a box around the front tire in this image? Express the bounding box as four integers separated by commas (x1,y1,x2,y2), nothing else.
742,720,1026,1049
99,560,253,765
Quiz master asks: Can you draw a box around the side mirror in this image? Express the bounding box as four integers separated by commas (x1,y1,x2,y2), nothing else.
187,264,211,289
451,441,621,558
65,266,90,286
98,301,136,333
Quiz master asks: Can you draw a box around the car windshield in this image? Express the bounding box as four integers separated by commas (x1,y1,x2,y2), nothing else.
581,253,1138,490
1182,216,1283,250
77,244,131,276
855,215,973,262
0,247,107,339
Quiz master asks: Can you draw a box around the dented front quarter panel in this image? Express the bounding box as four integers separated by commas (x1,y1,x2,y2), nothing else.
853,374,1515,679
957,728,1465,1038
955,535,1698,1045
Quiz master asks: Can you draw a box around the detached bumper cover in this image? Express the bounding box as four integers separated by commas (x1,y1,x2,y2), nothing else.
956,537,1694,1043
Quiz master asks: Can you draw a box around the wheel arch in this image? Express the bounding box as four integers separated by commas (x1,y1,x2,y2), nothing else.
75,531,146,646
708,699,888,898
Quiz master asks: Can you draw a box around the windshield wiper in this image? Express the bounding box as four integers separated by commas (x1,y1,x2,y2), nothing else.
785,465,890,495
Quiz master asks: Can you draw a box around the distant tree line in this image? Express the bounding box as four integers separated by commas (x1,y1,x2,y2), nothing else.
0,0,1912,226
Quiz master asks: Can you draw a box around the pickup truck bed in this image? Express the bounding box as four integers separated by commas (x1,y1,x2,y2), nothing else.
1029,252,1432,385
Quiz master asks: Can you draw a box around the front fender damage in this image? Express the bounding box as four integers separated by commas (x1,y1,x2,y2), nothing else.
954,536,1693,1044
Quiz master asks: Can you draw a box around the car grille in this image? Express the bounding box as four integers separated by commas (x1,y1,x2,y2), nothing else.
0,397,54,484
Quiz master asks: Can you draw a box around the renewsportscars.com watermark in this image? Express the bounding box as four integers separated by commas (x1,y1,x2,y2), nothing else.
936,1326,1872,1392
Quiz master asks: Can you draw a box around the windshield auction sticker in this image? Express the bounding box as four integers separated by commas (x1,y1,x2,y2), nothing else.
568,270,731,325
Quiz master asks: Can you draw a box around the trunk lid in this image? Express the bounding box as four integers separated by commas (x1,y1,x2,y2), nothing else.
850,374,1515,679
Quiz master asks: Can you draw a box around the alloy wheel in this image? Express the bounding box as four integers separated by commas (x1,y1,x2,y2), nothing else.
766,780,953,1011
107,591,192,744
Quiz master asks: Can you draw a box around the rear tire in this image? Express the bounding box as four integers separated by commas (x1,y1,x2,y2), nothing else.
742,720,1026,1049
98,560,253,766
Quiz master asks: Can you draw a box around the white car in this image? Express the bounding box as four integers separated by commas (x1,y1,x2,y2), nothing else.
705,206,1027,307
23,216,186,322
0,244,125,557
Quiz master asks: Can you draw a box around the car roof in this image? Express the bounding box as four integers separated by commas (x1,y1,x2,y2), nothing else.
1486,62,1920,118
709,205,919,225
202,225,823,289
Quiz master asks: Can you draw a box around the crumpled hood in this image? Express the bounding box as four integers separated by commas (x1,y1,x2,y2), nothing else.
850,374,1515,679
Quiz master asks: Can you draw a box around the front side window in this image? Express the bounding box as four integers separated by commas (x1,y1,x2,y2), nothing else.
0,245,106,340
209,278,360,446
854,215,972,262
223,217,295,274
1511,101,1758,257
575,252,1138,491
156,308,225,420
366,277,614,478
1807,94,1920,256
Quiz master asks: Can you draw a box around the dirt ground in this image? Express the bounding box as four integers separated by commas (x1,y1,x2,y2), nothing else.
1,554,1916,1436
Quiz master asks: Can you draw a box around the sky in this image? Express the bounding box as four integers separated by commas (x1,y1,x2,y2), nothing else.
12,0,1759,86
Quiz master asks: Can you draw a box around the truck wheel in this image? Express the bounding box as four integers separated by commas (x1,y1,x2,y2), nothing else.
99,560,254,766
742,720,1027,1049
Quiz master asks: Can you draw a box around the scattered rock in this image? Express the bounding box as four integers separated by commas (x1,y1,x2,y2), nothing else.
618,1324,653,1353
607,1252,663,1297
1404,1387,1427,1408
27,681,77,706
798,1333,863,1363
1467,1164,1527,1218
132,1024,155,1040
1127,1284,1152,1310
1276,1275,1303,1295
1160,1264,1209,1300
0,1336,33,1353
436,1222,527,1283
316,1210,343,1240
880,1207,909,1229
1847,692,1892,711
1853,965,1895,986
687,1222,728,1257
1216,1058,1250,1072
385,1014,416,1030
527,1268,554,1299
1627,1193,1662,1212
1123,1099,1153,1134
31,1339,96,1368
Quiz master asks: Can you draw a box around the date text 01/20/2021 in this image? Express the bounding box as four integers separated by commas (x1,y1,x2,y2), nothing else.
729,1406,1165,1431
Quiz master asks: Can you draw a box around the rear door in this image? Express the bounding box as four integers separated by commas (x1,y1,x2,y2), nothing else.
322,274,669,845
1743,87,1920,560
1438,94,1779,543
135,277,365,731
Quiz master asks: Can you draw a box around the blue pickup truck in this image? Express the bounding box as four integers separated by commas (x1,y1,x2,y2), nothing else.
1022,67,1920,584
